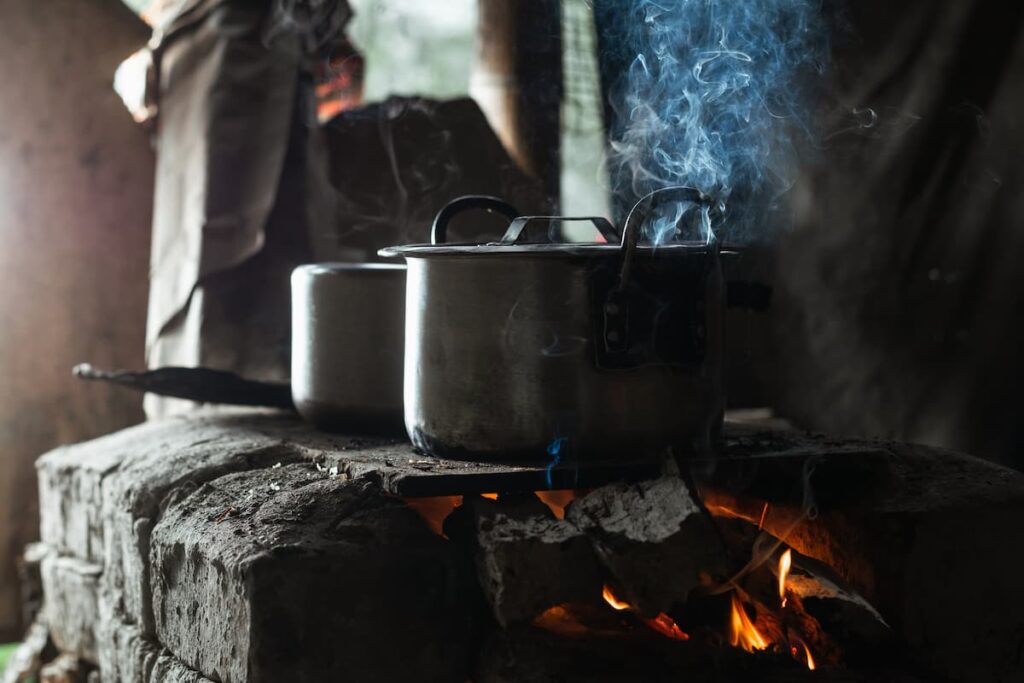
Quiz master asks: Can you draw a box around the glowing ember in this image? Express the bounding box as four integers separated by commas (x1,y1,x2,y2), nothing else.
646,612,690,641
480,492,499,500
778,548,792,608
701,493,763,526
729,594,768,652
602,584,689,641
602,584,632,611
534,605,590,636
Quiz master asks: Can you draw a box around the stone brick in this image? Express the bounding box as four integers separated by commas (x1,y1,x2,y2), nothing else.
98,619,213,683
41,555,102,663
37,431,132,564
94,412,305,633
150,464,471,683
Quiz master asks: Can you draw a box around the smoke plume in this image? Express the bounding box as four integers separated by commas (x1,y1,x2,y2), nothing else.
604,0,830,243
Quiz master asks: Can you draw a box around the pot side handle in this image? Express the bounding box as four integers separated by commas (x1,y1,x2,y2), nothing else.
618,186,723,290
431,195,521,245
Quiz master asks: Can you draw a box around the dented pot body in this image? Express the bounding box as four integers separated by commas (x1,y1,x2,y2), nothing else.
386,244,726,461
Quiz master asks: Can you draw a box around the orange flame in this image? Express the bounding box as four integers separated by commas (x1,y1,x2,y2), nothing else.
405,491,576,537
778,548,792,608
403,496,462,536
535,489,576,519
602,584,689,641
602,584,631,611
790,636,817,670
729,594,768,652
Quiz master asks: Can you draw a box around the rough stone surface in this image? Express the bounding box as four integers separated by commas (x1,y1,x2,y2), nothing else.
41,555,102,663
18,542,49,628
39,653,94,683
102,622,160,683
98,412,315,634
37,409,449,639
98,620,212,683
147,654,210,683
32,412,1024,682
0,619,55,683
150,464,471,683
38,433,129,564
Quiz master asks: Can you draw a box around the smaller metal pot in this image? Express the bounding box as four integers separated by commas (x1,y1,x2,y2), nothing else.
291,263,406,433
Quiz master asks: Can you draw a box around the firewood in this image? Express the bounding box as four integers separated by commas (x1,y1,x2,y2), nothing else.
458,477,728,625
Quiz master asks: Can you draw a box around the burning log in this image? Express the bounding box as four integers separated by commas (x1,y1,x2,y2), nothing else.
478,610,910,683
455,476,728,626
778,552,891,644
700,431,1024,681
566,477,728,615
450,494,604,626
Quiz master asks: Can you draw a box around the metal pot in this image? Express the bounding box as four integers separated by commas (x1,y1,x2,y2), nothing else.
290,263,406,433
380,187,727,461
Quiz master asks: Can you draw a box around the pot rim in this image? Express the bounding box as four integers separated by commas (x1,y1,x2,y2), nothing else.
293,262,407,276
378,241,736,259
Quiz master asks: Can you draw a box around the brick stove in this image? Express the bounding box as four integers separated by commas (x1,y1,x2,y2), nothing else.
27,410,1024,682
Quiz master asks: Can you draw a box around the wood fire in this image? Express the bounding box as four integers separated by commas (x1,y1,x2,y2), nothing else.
601,584,689,641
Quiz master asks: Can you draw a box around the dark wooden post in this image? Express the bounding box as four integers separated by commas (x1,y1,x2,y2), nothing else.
472,0,563,210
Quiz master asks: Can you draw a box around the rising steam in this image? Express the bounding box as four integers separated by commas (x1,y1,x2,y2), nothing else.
604,0,830,243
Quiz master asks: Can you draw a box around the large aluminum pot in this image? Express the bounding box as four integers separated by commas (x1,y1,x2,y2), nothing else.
291,263,406,433
380,187,727,461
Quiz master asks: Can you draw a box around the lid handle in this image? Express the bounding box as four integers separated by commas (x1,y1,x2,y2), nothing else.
501,216,619,244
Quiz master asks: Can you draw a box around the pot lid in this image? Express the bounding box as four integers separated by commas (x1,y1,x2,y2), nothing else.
294,262,407,274
378,240,718,259
381,186,734,260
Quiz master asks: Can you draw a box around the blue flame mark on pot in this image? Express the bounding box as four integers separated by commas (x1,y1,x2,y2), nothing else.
601,0,830,245
545,437,568,490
